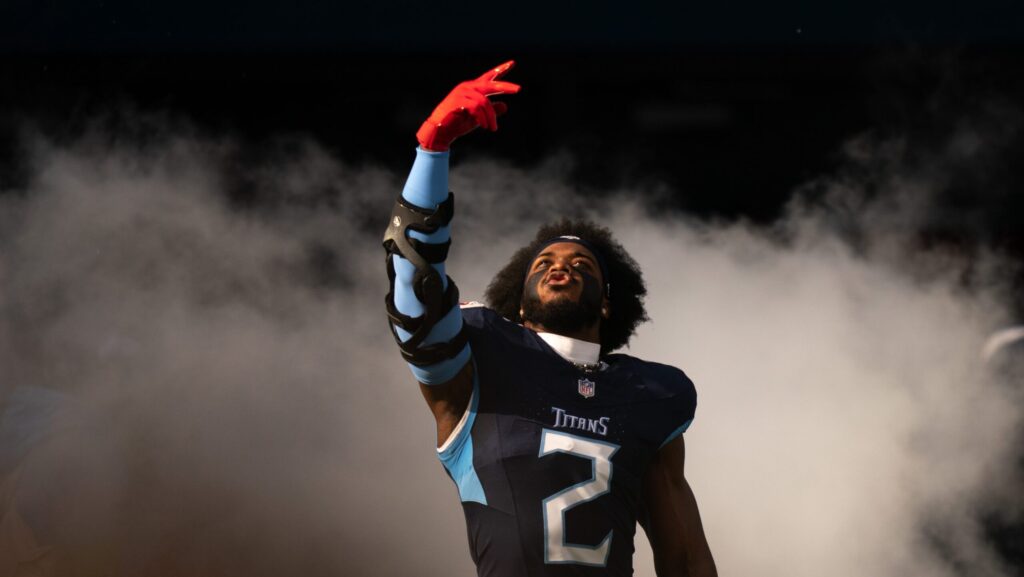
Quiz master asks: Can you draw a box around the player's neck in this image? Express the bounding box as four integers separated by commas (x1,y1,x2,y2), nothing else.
522,320,601,347
534,332,602,369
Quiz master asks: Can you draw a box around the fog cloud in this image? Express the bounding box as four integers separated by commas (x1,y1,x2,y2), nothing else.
0,117,1020,576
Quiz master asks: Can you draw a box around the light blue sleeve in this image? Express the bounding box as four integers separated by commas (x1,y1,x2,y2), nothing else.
401,147,450,209
390,147,471,384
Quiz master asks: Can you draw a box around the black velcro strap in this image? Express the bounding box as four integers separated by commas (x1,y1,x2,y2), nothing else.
395,326,469,367
407,238,451,264
384,293,424,334
420,193,455,228
383,278,459,335
384,276,461,349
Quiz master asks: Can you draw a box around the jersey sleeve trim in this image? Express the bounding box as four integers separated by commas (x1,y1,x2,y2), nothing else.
658,418,693,449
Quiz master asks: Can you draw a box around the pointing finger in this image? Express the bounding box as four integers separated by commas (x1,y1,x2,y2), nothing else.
480,80,521,96
477,60,516,82
467,78,520,99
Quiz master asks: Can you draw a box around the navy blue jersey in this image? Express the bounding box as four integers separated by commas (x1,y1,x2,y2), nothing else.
438,305,697,577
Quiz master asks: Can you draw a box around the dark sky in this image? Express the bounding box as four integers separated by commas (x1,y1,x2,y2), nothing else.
3,0,1024,51
2,1,1023,258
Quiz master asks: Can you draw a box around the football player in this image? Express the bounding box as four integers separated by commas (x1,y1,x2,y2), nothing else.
383,61,717,577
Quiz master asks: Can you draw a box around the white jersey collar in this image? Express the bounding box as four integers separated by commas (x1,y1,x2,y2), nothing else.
537,332,601,365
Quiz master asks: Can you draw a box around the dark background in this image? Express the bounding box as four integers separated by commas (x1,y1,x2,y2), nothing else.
3,3,1024,266
0,8,1021,296
2,3,1022,231
3,5,1023,314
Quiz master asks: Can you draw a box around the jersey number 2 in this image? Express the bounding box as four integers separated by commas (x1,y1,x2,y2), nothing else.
539,428,621,566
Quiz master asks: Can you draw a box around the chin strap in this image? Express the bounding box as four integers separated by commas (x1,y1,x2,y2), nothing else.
383,193,468,366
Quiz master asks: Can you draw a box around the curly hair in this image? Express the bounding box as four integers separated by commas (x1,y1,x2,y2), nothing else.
484,219,648,355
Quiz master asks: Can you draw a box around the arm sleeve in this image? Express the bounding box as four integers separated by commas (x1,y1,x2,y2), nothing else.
390,147,471,384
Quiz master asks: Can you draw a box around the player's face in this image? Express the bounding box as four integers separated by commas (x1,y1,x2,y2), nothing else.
524,243,604,305
520,242,607,335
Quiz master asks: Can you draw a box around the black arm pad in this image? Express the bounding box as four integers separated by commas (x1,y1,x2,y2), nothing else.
382,193,465,366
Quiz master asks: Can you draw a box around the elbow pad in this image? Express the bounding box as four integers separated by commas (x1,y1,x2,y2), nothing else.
383,193,469,368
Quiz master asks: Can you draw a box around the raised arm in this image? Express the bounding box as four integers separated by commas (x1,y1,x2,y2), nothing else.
383,62,520,445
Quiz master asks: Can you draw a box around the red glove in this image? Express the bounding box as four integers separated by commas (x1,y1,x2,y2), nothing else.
416,60,521,152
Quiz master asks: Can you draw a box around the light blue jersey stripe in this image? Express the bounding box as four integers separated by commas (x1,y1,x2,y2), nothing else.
437,369,486,505
658,418,693,449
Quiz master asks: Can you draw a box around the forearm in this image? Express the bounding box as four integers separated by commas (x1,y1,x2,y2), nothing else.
391,148,454,323
386,148,470,384
658,559,716,577
660,480,716,577
677,479,717,577
646,438,717,577
683,559,718,577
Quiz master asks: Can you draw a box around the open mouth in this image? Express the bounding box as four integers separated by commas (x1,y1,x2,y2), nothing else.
544,271,573,287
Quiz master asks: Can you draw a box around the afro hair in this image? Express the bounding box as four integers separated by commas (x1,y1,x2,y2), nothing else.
484,219,648,355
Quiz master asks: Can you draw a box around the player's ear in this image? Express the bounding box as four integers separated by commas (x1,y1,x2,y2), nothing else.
601,298,610,319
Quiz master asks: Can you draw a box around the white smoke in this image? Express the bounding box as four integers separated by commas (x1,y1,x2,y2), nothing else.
0,117,1020,576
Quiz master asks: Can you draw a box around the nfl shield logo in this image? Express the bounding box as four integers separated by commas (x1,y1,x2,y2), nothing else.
577,378,596,399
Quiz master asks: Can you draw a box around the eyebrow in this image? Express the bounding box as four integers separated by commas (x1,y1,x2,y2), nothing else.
533,251,596,262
